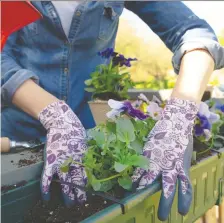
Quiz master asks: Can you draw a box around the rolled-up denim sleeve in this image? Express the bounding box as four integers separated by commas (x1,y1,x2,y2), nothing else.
125,1,224,74
1,32,39,106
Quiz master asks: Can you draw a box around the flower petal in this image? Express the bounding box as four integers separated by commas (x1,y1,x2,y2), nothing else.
108,99,124,109
138,93,150,104
208,112,220,124
199,102,210,118
203,129,212,141
147,102,162,120
131,100,142,109
152,95,162,105
106,109,123,119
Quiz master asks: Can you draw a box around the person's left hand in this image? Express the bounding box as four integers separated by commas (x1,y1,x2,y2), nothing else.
39,100,87,206
132,98,198,221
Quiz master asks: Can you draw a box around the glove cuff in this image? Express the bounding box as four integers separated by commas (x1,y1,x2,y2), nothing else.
164,97,198,118
38,100,70,130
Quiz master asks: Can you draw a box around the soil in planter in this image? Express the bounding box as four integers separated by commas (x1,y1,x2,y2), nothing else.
1,180,27,194
24,182,125,223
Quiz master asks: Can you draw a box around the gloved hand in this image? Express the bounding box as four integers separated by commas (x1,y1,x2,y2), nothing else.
39,100,87,206
132,98,198,221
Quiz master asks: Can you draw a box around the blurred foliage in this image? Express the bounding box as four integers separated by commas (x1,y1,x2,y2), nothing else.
134,75,176,90
115,18,224,89
115,18,174,89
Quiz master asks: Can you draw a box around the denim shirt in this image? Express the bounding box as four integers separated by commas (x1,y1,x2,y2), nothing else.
1,1,224,141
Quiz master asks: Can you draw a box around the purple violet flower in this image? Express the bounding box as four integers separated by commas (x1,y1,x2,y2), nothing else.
107,99,148,120
216,104,224,113
98,48,137,68
97,48,117,59
112,54,137,67
194,113,211,136
123,101,149,120
199,102,220,124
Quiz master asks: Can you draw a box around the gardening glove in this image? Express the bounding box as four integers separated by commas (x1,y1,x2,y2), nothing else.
132,98,198,221
38,100,87,207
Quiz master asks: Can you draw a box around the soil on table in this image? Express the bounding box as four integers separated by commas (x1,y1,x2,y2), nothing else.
16,148,44,168
23,182,122,223
1,180,27,194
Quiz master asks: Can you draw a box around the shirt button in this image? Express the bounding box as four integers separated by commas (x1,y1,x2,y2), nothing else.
76,11,81,17
64,68,69,74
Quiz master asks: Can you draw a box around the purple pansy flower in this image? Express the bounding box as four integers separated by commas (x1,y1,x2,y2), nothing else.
194,114,211,136
107,99,149,120
138,93,150,104
98,48,137,68
98,48,117,58
132,99,142,109
124,101,149,120
112,54,137,67
147,101,163,120
199,102,220,124
216,104,224,113
203,129,212,141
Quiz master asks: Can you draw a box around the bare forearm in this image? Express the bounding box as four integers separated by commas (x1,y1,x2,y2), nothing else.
171,50,215,104
12,80,58,119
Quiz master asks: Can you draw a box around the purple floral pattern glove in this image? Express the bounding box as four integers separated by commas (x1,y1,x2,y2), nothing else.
39,101,87,205
132,98,198,220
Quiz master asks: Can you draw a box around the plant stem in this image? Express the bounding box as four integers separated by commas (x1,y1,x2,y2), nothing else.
197,137,214,156
72,160,91,168
98,173,122,182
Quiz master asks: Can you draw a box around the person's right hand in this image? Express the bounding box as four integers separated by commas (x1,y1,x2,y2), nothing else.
39,100,87,206
132,98,198,221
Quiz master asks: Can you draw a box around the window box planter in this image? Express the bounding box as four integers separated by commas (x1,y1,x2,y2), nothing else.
2,148,224,223
82,148,224,223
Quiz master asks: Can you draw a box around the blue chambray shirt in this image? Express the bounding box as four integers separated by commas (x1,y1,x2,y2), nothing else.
1,1,224,142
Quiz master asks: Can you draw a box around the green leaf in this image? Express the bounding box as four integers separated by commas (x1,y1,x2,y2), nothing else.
88,129,105,147
105,133,116,148
99,181,113,192
83,148,102,171
106,121,116,134
112,140,126,155
85,87,96,92
114,162,128,173
84,79,92,86
129,155,149,169
130,139,143,154
214,135,224,141
118,176,132,190
91,176,101,191
116,118,135,143
214,141,224,148
211,121,223,135
145,118,157,132
60,157,73,173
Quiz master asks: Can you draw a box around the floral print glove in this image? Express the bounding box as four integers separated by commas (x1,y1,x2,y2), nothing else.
39,101,87,206
132,98,198,221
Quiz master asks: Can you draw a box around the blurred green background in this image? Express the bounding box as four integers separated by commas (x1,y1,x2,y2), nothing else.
115,1,224,90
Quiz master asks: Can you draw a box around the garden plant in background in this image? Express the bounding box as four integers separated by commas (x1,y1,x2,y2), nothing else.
61,94,224,194
134,74,176,90
85,48,137,101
